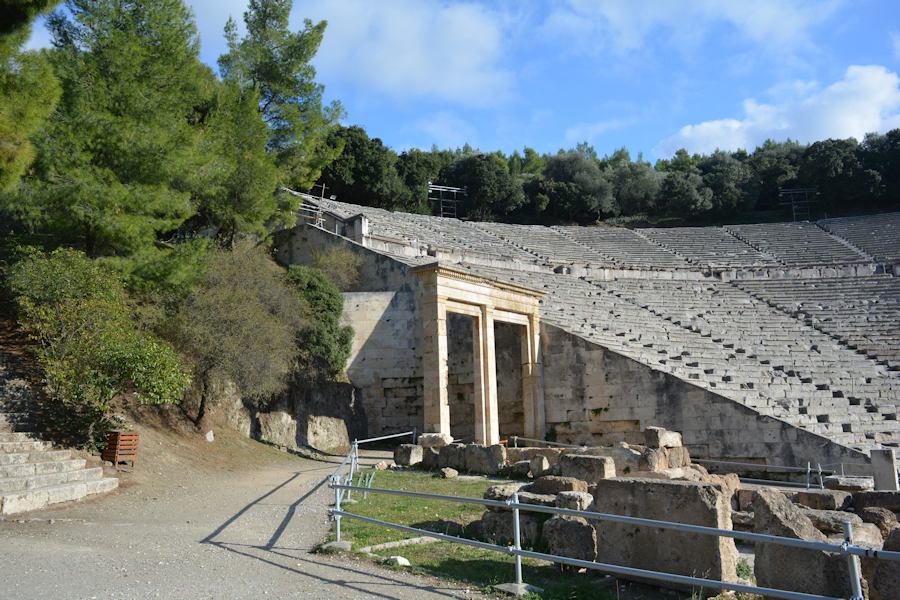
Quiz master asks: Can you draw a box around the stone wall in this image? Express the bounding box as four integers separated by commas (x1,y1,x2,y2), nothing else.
541,323,869,467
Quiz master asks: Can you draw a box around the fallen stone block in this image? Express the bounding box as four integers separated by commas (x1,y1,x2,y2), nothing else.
753,487,854,598
438,467,458,479
477,510,541,546
438,443,466,471
824,475,874,492
558,454,615,483
593,478,738,588
665,446,691,468
872,527,900,600
393,444,422,466
832,522,883,547
382,555,411,567
484,483,524,507
506,447,563,465
518,491,557,507
418,432,453,449
854,491,900,513
464,444,506,476
556,491,593,511
731,510,754,531
421,447,440,471
736,488,757,512
576,444,642,476
859,507,899,539
542,516,597,562
801,508,862,535
526,476,588,495
639,447,668,472
509,460,531,477
794,489,852,511
644,426,683,449
529,455,550,477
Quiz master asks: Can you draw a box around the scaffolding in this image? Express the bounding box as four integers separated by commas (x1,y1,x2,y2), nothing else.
779,187,819,222
428,182,466,218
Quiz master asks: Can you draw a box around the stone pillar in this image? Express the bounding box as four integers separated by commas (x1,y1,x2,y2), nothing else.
871,448,899,491
422,296,450,435
522,315,545,439
475,306,500,445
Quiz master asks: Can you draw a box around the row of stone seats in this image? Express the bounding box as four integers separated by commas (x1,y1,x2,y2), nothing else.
819,212,900,263
736,276,900,369
727,222,870,266
552,226,690,269
471,222,612,264
458,263,900,450
637,226,780,268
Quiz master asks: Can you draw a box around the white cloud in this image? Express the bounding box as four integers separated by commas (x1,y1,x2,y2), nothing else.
657,65,900,156
564,118,631,144
300,0,514,107
414,111,477,149
541,0,841,57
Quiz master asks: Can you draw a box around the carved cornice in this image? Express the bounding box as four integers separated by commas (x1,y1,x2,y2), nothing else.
411,262,545,299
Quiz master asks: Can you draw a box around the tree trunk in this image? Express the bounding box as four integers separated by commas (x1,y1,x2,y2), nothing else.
196,372,211,431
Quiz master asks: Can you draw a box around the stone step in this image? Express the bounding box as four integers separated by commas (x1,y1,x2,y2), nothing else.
0,458,86,479
0,412,31,426
0,466,103,493
0,476,118,515
0,440,51,453
0,449,72,466
0,432,38,443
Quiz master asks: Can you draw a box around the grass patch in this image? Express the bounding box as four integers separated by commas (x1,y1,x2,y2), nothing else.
736,558,753,580
335,468,618,599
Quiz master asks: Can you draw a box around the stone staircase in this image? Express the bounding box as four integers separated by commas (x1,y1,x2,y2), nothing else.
0,364,118,515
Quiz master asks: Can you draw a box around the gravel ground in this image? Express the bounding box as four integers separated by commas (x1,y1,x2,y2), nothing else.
0,427,482,600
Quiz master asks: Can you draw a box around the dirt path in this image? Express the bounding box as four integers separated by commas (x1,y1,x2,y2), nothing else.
0,425,480,599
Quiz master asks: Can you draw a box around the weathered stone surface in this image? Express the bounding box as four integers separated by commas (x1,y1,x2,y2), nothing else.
558,454,615,483
665,446,691,469
854,491,900,513
872,527,900,600
393,444,422,466
860,507,899,539
731,510,754,531
477,510,541,546
509,460,531,477
484,483,524,505
257,411,297,449
529,455,550,477
421,447,440,471
736,488,757,511
542,516,597,562
644,426,682,448
464,444,506,475
800,507,862,534
526,476,588,495
794,488,852,511
593,478,738,587
382,555,411,567
824,475,874,492
306,415,350,453
418,433,453,449
833,522,883,547
753,487,852,598
506,447,563,465
438,444,466,471
639,447,668,472
556,491,593,511
576,444,642,476
518,491,557,507
439,467,458,479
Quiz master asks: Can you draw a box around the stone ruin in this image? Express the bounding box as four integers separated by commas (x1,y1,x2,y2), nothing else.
274,195,900,475
393,426,899,598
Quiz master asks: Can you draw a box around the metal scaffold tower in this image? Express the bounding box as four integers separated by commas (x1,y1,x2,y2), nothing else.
428,182,466,218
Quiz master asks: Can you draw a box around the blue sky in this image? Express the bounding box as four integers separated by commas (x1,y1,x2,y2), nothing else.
27,0,900,159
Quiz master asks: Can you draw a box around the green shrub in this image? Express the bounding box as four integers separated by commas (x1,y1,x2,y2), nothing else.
311,245,363,291
8,248,190,447
286,265,353,378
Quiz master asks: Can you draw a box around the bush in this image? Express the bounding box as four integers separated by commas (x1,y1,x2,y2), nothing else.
171,245,306,425
8,248,190,447
287,265,354,378
311,245,363,291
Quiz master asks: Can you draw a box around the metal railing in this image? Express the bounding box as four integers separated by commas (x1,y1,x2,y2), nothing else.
326,476,900,600
508,435,586,449
696,458,830,489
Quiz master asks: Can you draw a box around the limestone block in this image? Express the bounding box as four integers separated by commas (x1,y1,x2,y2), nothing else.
517,491,557,507
477,510,541,546
558,454,615,483
753,488,853,598
526,476,588,495
854,491,900,512
794,489,852,511
665,446,691,469
257,411,297,449
421,447,440,471
593,478,738,587
509,460,531,477
577,444,642,476
463,444,507,476
542,516,597,562
438,444,467,471
859,507,899,539
529,455,550,477
824,476,874,492
830,522,883,547
439,467,458,479
638,448,668,472
871,449,899,491
419,432,453,449
393,444,422,466
556,491,593,511
801,508,863,534
644,426,683,449
506,447,563,465
484,483,524,506
872,527,900,600
306,415,350,453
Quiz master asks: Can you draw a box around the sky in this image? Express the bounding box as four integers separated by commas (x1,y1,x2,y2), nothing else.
26,0,900,159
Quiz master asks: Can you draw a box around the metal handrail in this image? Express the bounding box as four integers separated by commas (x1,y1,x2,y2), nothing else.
695,458,830,474
328,481,896,600
354,430,417,446
509,435,585,448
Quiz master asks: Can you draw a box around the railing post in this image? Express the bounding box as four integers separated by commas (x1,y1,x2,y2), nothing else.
512,436,518,448
412,427,417,445
805,461,811,489
512,493,523,588
347,441,358,501
332,476,342,542
817,463,824,489
843,521,864,600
